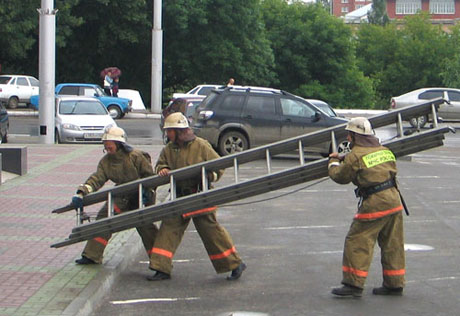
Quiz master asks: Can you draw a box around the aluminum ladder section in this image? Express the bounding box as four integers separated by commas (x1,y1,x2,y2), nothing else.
51,98,449,248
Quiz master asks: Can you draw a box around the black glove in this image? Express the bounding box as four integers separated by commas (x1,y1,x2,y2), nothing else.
71,193,84,210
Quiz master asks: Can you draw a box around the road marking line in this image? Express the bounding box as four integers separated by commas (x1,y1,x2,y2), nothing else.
111,297,200,305
264,225,339,230
407,276,460,284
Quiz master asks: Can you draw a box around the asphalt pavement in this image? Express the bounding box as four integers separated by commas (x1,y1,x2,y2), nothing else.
1,109,459,315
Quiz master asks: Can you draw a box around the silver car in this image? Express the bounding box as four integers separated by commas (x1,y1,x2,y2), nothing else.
390,87,460,127
55,96,117,143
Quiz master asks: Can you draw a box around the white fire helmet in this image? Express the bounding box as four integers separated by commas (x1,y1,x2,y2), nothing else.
164,112,189,129
102,126,126,143
345,117,374,135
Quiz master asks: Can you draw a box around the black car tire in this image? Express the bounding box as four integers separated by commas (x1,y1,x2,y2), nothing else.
409,115,427,128
218,131,248,156
108,105,122,119
7,97,19,109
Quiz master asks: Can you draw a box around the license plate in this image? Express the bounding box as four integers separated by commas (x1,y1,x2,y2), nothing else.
84,133,102,139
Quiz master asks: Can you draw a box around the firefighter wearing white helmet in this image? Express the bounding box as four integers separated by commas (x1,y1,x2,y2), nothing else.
327,117,406,297
345,117,374,135
147,112,246,281
72,126,158,265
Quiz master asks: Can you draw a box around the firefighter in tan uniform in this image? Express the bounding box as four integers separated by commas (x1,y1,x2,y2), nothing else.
72,127,158,265
147,112,246,281
328,117,405,297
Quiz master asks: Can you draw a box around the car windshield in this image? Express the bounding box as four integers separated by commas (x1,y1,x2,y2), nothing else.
94,86,106,97
309,101,337,117
0,76,12,84
59,100,108,115
29,77,39,87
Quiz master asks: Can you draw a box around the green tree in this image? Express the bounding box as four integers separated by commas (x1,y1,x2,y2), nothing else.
162,0,277,96
0,0,81,75
262,0,375,109
440,24,460,88
355,12,450,108
368,0,389,26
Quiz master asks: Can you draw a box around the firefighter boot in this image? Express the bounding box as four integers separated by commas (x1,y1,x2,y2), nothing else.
331,284,363,297
146,270,171,281
372,286,403,296
227,262,247,281
75,256,97,265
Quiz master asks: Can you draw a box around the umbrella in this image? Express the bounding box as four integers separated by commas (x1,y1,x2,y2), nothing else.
100,67,122,79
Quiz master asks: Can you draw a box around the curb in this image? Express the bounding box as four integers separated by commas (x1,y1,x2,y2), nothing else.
62,231,144,316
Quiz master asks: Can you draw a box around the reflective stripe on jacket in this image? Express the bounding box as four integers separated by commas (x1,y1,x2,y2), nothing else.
328,145,402,221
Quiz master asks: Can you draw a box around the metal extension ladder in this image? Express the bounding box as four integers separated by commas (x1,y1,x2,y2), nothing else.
51,98,453,248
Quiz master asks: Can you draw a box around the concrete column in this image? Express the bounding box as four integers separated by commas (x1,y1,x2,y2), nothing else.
151,0,163,114
37,0,57,144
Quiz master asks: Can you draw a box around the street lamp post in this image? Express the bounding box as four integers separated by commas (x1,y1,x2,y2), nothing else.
37,0,57,144
151,0,163,114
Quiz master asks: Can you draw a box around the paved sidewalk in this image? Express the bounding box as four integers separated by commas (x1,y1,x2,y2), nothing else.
0,143,163,316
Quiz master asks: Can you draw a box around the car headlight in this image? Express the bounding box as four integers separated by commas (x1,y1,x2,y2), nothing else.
61,123,81,131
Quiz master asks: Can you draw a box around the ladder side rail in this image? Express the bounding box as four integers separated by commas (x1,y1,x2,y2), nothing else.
52,99,443,215
61,159,330,242
368,98,443,129
56,127,450,247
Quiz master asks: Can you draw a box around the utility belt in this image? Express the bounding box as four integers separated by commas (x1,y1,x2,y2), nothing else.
354,179,396,200
355,178,409,216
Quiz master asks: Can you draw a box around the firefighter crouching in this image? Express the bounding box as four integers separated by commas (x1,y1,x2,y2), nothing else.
72,127,158,265
147,112,246,281
328,117,406,297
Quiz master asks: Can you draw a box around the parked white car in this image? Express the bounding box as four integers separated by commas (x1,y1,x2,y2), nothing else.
0,75,39,108
390,87,460,127
172,84,222,99
55,96,117,144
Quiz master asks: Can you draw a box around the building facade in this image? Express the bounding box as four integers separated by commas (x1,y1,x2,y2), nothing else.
332,0,460,23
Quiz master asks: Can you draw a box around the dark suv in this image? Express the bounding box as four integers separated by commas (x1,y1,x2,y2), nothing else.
191,85,348,156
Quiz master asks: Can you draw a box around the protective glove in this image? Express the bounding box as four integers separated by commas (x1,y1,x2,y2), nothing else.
71,193,84,210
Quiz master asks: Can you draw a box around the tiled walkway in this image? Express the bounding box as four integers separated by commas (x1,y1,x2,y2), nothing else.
0,144,161,316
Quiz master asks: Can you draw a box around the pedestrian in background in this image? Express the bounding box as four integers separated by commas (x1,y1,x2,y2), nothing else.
328,117,406,297
112,77,119,97
103,71,113,96
227,78,235,86
147,112,246,281
72,127,158,265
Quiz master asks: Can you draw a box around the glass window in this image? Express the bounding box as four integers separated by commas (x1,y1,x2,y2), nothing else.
198,86,217,96
17,77,28,86
244,96,276,114
447,91,460,101
0,76,12,84
280,99,316,117
59,86,79,95
341,6,349,12
430,0,454,14
396,0,422,14
29,77,39,87
60,100,107,115
219,95,245,111
82,87,97,97
341,0,349,3
419,90,443,100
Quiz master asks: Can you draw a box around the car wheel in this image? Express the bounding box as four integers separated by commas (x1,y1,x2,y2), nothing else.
218,131,248,156
108,105,122,119
7,97,19,109
409,115,427,128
